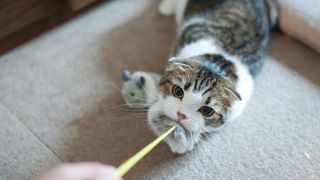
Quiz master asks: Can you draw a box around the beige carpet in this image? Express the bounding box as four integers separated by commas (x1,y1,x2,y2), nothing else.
0,0,319,179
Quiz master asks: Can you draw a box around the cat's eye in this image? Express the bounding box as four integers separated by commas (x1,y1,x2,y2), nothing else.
172,85,184,99
199,106,215,117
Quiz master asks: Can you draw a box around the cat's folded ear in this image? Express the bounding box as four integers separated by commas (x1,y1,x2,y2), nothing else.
224,86,241,101
166,58,191,72
221,86,241,108
168,56,180,63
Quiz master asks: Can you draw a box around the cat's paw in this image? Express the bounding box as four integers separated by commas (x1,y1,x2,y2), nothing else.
167,140,194,154
158,0,176,16
170,144,188,154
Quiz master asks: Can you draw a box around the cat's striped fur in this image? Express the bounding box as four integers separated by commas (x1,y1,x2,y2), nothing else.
148,0,278,154
176,0,278,76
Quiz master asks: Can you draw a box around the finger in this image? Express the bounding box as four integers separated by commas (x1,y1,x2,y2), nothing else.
35,162,121,180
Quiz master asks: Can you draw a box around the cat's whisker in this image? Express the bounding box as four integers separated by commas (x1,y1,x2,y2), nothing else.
117,113,147,118
119,109,149,112
108,82,147,101
106,117,141,123
114,106,149,111
199,138,210,155
108,103,135,110
107,115,145,121
107,102,156,111
114,106,162,113
195,132,211,154
106,114,147,123
189,132,197,156
199,130,210,141
139,81,157,102
112,110,148,116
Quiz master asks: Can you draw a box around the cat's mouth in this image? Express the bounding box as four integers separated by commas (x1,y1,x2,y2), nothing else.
151,113,195,144
157,114,188,133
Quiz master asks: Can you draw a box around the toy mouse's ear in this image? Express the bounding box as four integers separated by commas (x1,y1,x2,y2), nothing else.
136,76,145,89
122,70,131,81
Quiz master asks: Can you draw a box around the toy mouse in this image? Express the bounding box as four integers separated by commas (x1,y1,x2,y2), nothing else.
121,70,161,108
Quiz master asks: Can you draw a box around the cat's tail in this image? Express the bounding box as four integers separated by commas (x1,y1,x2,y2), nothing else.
266,0,280,28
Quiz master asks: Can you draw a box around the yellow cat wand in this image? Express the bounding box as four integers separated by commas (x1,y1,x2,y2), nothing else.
116,125,176,177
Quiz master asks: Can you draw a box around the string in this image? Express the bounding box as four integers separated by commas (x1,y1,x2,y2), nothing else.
116,125,176,177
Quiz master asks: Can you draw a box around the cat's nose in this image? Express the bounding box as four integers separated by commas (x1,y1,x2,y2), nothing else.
177,111,187,121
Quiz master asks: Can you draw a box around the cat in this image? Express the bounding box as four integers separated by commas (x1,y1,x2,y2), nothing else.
147,0,279,154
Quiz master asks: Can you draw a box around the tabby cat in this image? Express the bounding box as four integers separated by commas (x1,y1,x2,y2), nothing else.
147,0,279,154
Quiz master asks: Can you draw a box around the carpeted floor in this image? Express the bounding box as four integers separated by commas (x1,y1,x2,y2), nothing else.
0,0,319,179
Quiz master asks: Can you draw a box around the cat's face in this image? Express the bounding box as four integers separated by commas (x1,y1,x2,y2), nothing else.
148,59,240,152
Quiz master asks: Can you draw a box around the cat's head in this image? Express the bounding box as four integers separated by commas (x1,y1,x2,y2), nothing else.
148,56,241,145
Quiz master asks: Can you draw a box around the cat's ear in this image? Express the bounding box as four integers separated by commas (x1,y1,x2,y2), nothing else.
224,87,241,101
166,58,190,72
168,56,180,63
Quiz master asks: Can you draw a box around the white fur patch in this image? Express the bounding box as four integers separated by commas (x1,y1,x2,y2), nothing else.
228,59,254,122
177,39,222,59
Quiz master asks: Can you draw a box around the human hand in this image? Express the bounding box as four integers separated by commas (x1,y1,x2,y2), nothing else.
35,162,121,180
